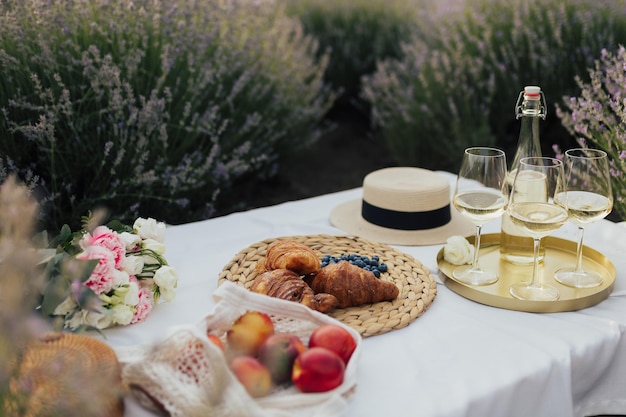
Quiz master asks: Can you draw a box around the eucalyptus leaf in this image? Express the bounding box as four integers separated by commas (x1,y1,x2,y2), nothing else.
48,224,73,248
107,219,133,234
40,255,98,315
40,271,71,316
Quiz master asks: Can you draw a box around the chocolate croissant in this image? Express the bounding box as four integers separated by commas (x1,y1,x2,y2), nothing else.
260,240,321,276
250,269,338,313
307,261,399,308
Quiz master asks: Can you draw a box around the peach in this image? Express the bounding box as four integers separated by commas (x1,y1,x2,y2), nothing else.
226,311,274,357
206,333,224,351
292,347,345,393
257,333,306,384
230,356,272,398
308,324,356,365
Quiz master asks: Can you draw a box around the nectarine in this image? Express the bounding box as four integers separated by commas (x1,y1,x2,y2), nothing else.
207,333,225,351
226,311,274,357
258,333,306,384
230,356,272,398
308,324,356,365
292,347,345,393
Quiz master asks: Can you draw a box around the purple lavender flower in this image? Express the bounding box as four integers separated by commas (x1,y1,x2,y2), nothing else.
557,46,626,219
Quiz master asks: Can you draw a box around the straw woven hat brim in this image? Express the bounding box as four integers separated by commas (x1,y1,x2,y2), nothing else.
330,199,475,246
329,167,475,246
8,332,125,417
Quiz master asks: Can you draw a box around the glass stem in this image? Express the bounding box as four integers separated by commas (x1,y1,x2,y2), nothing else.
574,225,585,273
531,237,541,288
471,225,482,270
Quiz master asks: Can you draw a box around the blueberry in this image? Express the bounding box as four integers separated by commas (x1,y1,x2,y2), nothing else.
321,252,385,276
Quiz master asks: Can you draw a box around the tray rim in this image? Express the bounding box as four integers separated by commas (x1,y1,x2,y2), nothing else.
437,233,616,313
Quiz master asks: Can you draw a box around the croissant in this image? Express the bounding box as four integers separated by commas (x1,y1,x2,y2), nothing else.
307,261,399,308
250,269,338,313
260,240,321,276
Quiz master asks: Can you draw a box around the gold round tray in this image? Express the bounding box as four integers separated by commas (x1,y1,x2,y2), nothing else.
437,234,616,313
218,234,437,337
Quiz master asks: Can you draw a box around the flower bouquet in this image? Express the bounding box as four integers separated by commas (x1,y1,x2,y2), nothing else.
41,216,178,330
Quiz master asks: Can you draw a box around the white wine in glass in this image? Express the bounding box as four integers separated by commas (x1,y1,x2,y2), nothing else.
508,157,568,301
554,148,613,288
452,147,508,285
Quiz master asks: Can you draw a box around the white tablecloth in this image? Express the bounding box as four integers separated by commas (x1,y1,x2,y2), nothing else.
103,175,626,417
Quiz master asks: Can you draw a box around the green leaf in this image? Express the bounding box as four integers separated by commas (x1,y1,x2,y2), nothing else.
40,254,99,316
106,219,133,234
48,224,73,249
40,270,71,316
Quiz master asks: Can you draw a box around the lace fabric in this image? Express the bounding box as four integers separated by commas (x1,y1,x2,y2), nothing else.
117,281,361,417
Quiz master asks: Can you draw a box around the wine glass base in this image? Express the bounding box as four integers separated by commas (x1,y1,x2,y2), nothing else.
554,268,603,288
509,283,560,301
452,265,498,286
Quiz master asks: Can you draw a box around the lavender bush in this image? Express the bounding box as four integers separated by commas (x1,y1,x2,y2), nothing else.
556,46,626,220
362,0,626,171
283,0,433,110
0,0,333,232
362,34,496,171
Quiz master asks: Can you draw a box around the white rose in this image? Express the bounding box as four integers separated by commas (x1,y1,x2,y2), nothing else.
67,310,113,330
142,238,166,256
110,304,134,326
84,310,115,329
154,266,178,301
443,235,475,265
108,282,139,307
54,296,77,316
65,311,87,330
133,217,166,242
113,269,130,287
123,255,144,275
124,281,140,306
159,286,176,303
119,231,142,250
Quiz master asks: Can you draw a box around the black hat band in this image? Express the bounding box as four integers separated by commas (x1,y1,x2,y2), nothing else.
361,200,451,231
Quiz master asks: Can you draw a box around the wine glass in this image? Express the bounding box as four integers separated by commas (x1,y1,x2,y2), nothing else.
508,157,568,301
554,148,613,288
451,147,508,285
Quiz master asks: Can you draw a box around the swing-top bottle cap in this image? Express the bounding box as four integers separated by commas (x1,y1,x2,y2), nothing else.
524,86,541,98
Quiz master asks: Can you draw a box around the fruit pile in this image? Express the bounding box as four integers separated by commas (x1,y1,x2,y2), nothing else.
208,310,356,398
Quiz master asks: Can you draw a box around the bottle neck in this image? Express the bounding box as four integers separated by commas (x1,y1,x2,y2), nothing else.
509,112,542,172
509,91,546,172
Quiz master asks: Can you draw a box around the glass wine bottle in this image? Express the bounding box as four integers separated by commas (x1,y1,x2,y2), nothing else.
500,86,547,264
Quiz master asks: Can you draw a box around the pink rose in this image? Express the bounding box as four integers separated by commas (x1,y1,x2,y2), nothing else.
131,286,154,324
77,245,117,295
80,225,126,269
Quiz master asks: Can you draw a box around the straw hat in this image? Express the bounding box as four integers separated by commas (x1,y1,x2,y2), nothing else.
7,332,125,417
330,167,475,246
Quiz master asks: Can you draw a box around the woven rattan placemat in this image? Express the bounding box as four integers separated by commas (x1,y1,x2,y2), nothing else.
218,234,437,337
